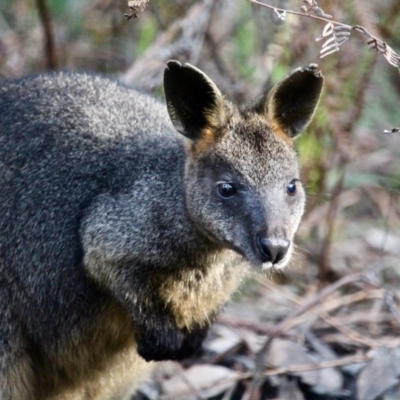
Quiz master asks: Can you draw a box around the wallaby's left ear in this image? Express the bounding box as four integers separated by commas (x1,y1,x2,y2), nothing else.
164,60,225,142
254,64,324,138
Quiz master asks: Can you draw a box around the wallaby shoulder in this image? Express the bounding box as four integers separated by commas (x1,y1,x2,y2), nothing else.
0,72,193,398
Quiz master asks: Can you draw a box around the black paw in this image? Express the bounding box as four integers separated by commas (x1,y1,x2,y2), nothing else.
136,323,209,362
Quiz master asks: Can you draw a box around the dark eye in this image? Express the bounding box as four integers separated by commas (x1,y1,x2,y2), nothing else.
217,182,236,198
287,180,298,196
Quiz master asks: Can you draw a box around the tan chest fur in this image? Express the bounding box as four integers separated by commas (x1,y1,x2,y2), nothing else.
49,348,153,400
37,302,151,400
160,250,249,330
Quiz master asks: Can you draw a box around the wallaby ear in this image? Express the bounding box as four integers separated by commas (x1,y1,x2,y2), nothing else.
255,64,324,138
164,60,225,141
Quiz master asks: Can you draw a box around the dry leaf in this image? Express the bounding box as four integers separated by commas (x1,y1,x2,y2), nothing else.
125,0,149,19
278,376,306,400
365,228,400,255
267,339,319,385
316,22,334,41
162,364,239,398
357,348,400,400
206,325,242,354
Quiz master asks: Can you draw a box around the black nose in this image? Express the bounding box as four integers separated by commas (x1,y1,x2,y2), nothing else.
257,235,290,264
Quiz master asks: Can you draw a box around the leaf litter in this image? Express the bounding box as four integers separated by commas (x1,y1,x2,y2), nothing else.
134,265,400,400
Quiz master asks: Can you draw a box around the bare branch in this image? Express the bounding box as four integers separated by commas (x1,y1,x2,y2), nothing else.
34,0,57,70
248,0,400,69
248,0,350,27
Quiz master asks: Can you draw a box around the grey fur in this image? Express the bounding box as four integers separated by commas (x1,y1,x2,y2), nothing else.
0,61,323,399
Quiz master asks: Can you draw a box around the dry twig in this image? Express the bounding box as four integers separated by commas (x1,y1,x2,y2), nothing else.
243,272,371,399
248,0,400,69
34,0,57,70
122,0,217,89
263,352,370,376
160,353,370,399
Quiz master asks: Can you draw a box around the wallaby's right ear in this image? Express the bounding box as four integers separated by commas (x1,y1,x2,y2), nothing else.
164,61,225,142
254,64,324,139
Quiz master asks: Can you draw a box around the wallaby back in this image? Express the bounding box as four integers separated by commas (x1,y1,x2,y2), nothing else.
0,62,323,399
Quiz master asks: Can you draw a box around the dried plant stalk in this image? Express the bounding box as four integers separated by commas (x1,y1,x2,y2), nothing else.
248,0,400,70
316,23,351,58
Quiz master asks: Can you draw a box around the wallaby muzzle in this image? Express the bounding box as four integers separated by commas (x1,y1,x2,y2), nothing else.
257,234,290,266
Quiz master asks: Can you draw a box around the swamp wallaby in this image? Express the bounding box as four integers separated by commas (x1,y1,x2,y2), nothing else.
0,61,323,399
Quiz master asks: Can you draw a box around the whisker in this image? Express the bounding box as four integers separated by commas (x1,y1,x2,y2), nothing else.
293,243,314,256
305,192,333,200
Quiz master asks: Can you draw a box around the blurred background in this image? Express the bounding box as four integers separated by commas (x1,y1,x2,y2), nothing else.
1,0,400,398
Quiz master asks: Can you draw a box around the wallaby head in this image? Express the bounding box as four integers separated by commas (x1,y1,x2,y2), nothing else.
164,60,323,270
